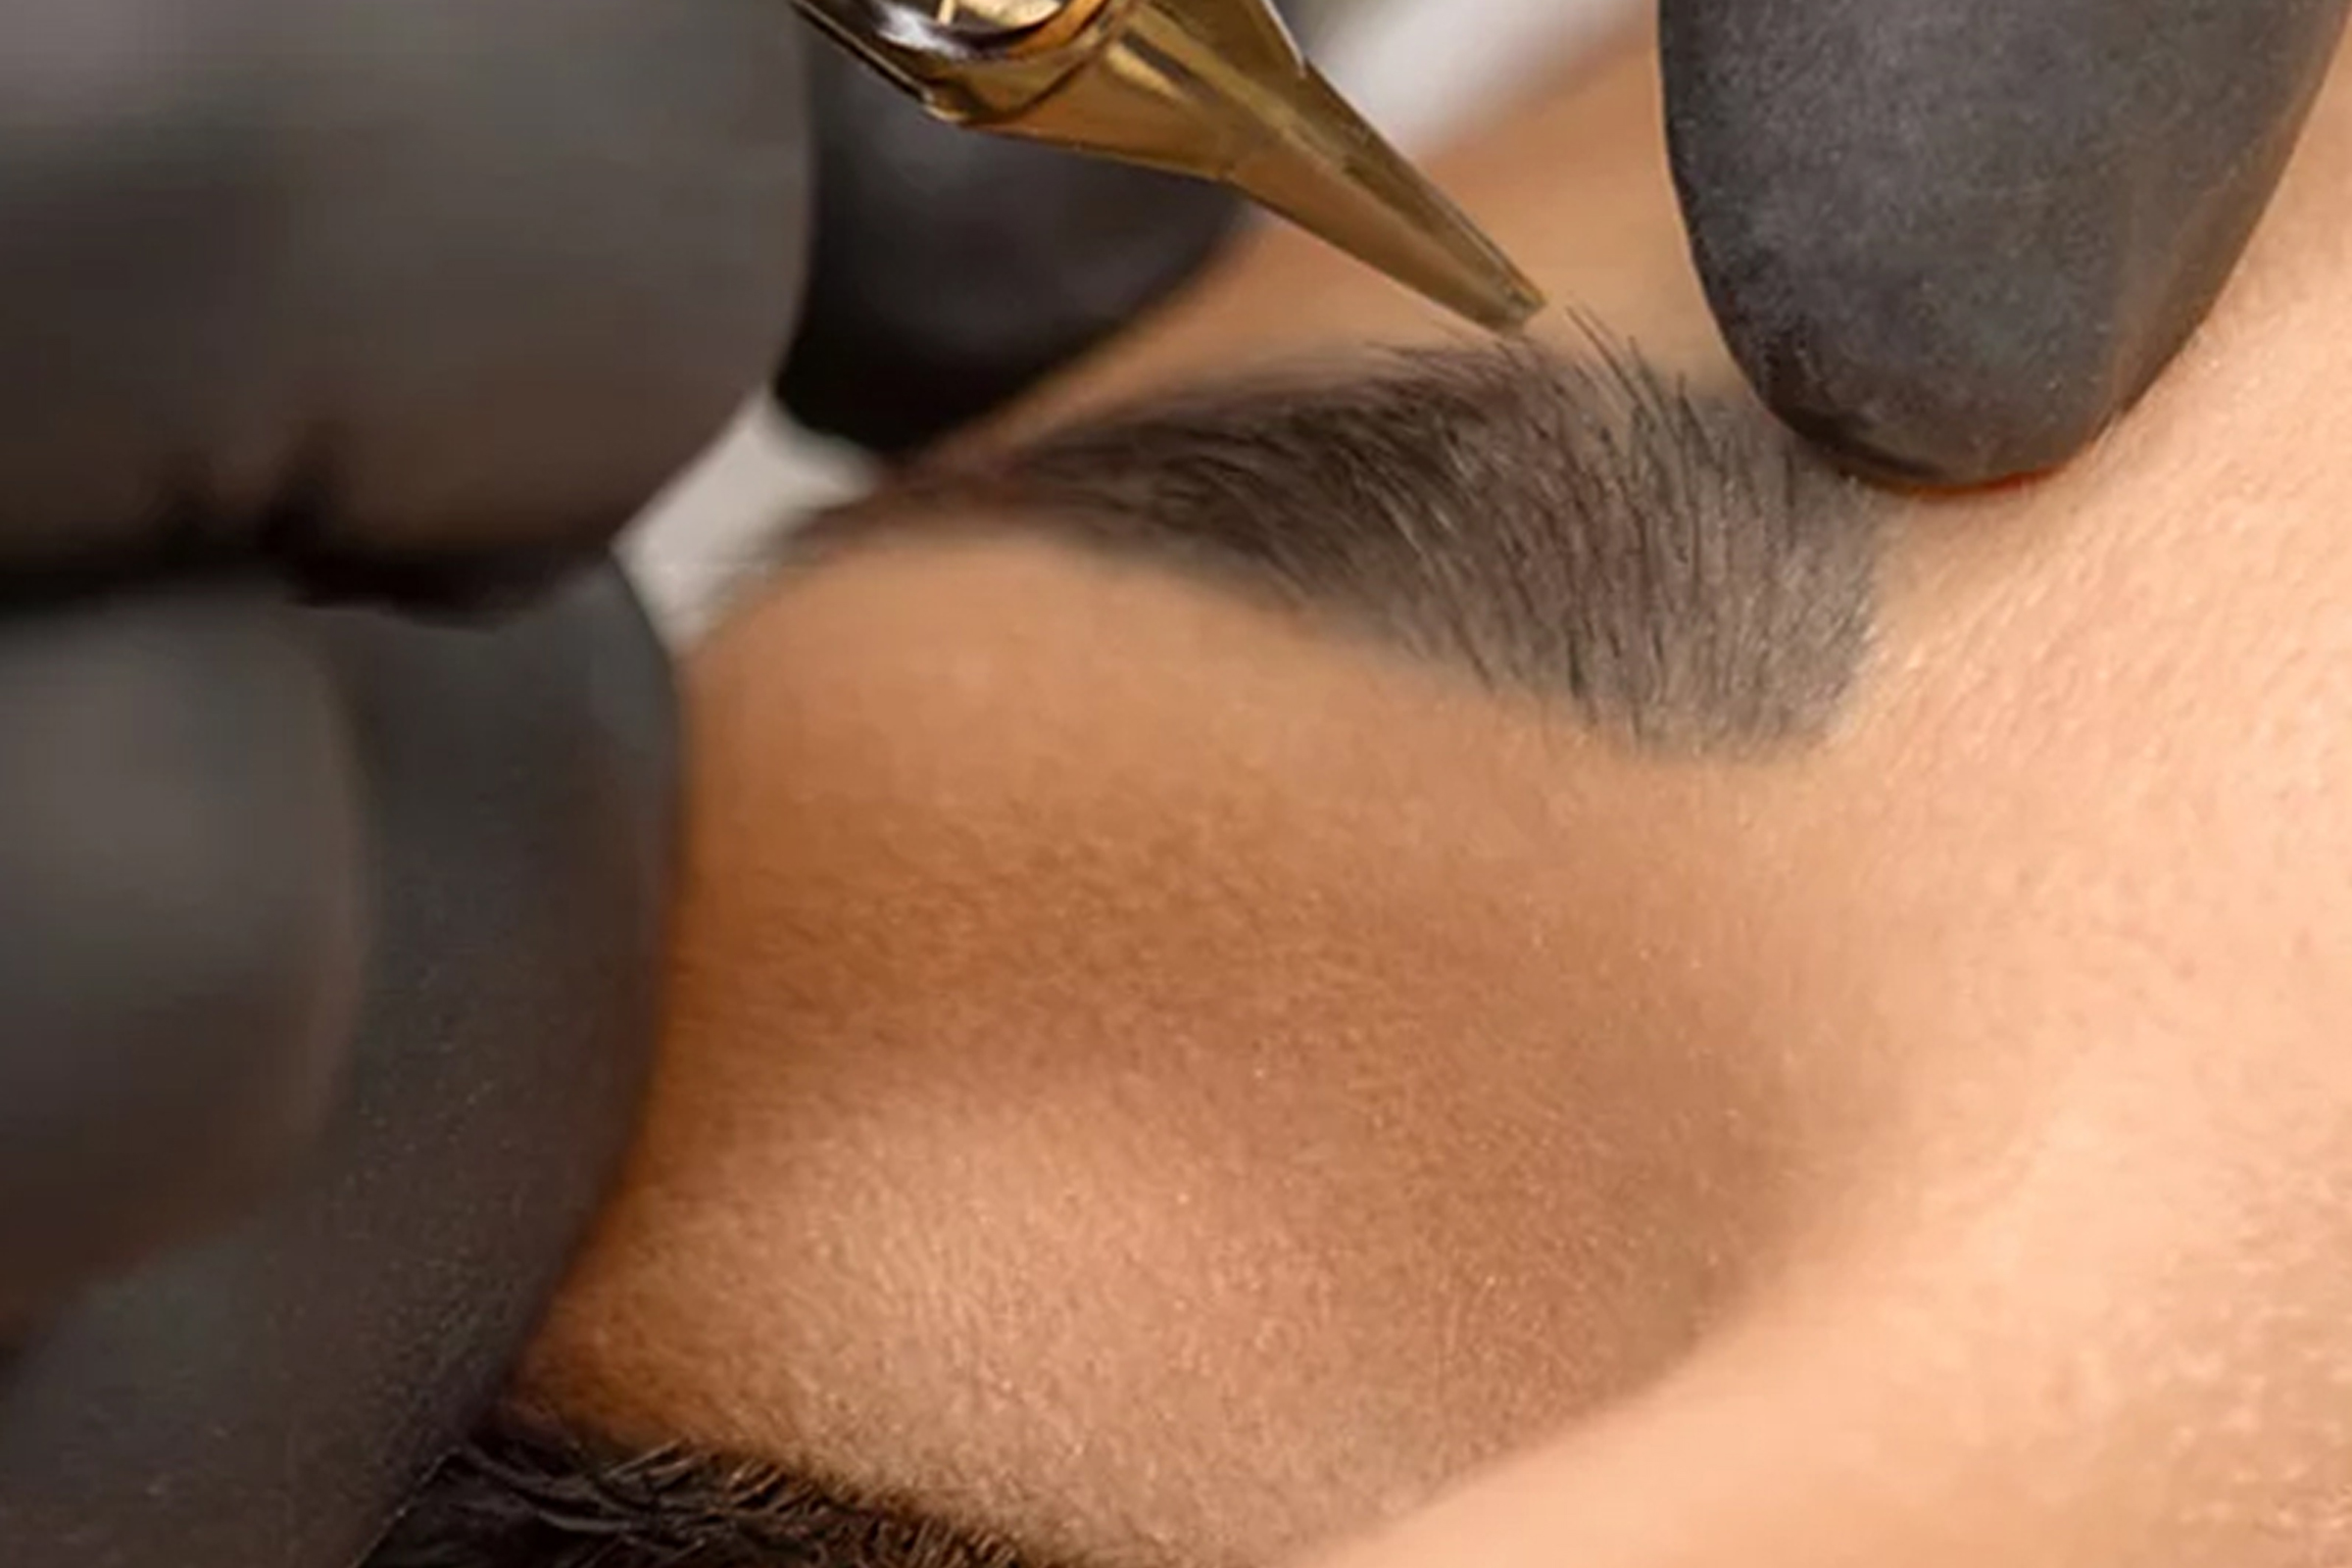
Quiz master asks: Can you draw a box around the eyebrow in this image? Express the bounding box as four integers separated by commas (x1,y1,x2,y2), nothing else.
803,337,1893,754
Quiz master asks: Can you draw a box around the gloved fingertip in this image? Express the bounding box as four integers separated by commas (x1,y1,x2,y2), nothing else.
1663,0,2352,489
0,586,364,1321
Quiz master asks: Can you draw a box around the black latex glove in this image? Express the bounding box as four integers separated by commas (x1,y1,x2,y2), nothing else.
0,0,806,1319
1664,0,2352,486
0,0,808,1561
0,571,679,1568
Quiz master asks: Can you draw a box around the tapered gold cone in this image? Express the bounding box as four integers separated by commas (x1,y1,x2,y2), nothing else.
796,0,1546,332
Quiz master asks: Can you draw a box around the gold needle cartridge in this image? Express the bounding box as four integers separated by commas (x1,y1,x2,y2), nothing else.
792,0,1547,332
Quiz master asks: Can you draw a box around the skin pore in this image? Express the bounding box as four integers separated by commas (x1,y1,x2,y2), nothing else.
520,24,2352,1568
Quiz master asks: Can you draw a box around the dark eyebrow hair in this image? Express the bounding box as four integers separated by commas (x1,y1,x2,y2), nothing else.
366,1408,1061,1568
802,337,1893,754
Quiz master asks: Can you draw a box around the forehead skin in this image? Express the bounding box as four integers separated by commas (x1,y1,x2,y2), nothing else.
526,28,2352,1568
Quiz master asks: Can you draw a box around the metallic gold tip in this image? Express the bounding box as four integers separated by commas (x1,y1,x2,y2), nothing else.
793,0,1549,334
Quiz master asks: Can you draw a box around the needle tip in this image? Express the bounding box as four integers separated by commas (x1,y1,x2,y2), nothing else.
969,0,1550,336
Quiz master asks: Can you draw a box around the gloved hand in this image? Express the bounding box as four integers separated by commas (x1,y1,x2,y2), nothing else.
0,0,807,1560
0,0,806,1321
1663,0,2352,486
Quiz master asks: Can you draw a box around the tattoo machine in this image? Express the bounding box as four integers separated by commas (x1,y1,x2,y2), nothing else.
791,0,1547,333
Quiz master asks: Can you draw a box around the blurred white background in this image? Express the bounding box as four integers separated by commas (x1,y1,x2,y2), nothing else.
621,0,1644,642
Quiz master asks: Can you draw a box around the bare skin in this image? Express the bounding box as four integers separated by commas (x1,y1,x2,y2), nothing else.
526,26,2352,1568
